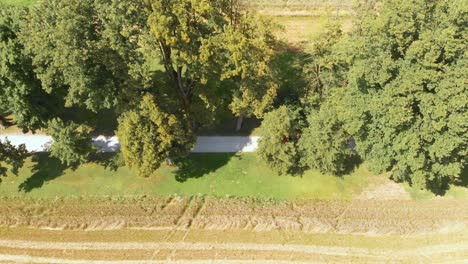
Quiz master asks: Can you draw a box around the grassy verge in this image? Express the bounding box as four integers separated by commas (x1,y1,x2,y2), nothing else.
1,153,466,200
0,153,378,200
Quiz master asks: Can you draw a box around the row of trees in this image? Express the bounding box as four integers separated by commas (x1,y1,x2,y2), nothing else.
0,0,466,192
258,0,467,191
0,0,277,176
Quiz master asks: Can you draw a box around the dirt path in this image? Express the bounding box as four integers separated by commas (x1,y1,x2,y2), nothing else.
0,239,465,263
0,255,313,264
0,239,466,256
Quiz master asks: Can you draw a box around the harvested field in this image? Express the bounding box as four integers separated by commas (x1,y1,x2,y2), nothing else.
243,0,353,17
0,196,466,234
0,196,466,262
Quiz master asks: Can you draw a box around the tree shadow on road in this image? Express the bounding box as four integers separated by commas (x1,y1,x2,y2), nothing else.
174,153,237,182
18,153,68,192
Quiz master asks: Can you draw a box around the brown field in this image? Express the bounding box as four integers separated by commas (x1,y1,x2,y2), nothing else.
0,196,466,263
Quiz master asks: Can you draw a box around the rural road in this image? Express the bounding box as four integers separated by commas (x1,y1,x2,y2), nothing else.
0,135,260,153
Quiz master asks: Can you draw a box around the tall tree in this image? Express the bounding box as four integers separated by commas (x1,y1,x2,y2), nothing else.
257,105,304,175
115,0,278,176
20,0,150,113
0,4,54,132
116,94,194,177
301,21,348,109
299,100,355,175
16,0,158,167
147,0,277,127
298,21,356,175
259,21,353,176
47,118,94,167
340,0,467,190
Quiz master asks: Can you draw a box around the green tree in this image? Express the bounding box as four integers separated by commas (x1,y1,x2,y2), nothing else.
116,94,194,177
0,139,27,178
298,21,357,175
20,0,150,113
299,97,355,175
146,0,277,127
302,21,348,109
0,4,55,132
12,0,156,166
47,118,94,167
257,105,304,175
340,0,467,190
258,20,354,177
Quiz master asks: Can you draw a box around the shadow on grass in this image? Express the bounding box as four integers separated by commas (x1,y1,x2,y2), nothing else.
18,153,68,192
174,153,237,182
427,164,468,196
271,41,309,105
91,152,125,171
457,165,468,187
337,154,363,177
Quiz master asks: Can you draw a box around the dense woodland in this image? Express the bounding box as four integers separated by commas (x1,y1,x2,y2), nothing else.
0,0,466,192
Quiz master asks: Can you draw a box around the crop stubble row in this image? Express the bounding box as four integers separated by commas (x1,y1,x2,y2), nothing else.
0,196,465,235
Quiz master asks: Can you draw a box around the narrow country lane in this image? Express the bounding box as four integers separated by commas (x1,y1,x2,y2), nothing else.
0,134,260,153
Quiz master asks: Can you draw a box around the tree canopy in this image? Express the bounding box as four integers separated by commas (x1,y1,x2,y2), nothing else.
146,0,277,127
116,94,194,177
47,118,94,167
299,99,355,175
257,105,304,175
20,0,150,112
0,0,466,192
340,0,467,189
0,139,27,178
1,0,278,176
0,4,53,132
259,0,467,192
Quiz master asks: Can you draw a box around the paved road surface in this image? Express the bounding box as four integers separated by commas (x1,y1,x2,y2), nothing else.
0,135,259,153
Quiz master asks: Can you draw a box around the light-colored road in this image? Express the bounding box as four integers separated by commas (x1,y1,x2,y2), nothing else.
0,239,466,256
192,136,259,153
0,135,259,153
